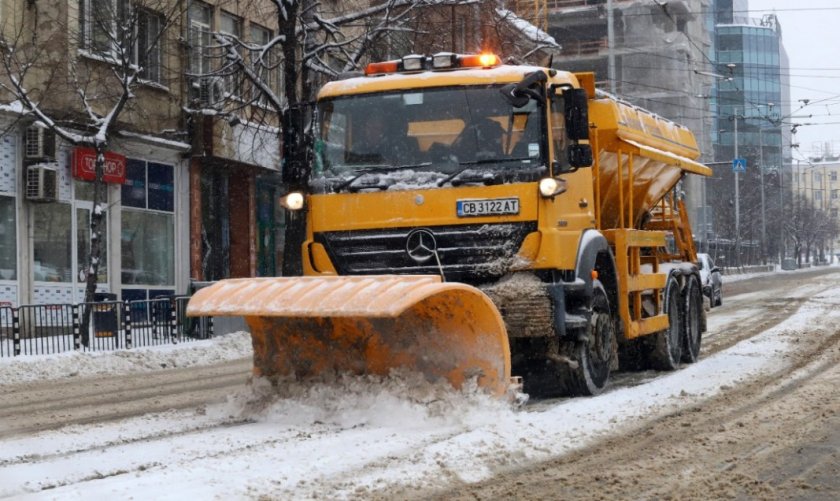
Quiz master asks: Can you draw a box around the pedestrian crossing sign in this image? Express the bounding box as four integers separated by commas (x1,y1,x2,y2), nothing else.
732,157,747,173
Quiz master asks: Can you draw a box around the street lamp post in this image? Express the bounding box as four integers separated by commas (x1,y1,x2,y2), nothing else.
733,112,741,267
759,127,766,263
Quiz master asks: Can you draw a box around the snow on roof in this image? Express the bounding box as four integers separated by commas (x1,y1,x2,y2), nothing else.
495,8,560,49
0,100,27,115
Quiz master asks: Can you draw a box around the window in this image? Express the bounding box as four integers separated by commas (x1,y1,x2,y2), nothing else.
121,211,173,286
831,171,838,182
33,204,72,283
550,94,568,169
220,12,241,39
250,23,276,105
80,1,163,83
80,0,128,55
189,1,212,76
121,160,175,288
832,189,839,200
220,12,243,98
0,196,16,281
136,8,164,83
121,159,174,211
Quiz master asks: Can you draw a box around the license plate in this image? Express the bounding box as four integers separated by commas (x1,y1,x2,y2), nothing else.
456,197,520,217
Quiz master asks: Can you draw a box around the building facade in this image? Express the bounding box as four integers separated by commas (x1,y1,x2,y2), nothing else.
793,160,840,260
709,0,791,264
0,0,284,306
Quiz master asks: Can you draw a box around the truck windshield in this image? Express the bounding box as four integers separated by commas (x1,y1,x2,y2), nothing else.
315,85,545,190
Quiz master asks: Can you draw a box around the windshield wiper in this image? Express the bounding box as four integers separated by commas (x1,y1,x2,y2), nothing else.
436,156,535,187
332,162,431,192
460,155,535,166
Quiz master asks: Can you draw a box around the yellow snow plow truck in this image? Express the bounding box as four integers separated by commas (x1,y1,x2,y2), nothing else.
188,53,711,397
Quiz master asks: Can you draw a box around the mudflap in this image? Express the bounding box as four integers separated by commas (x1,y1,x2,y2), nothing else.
186,275,512,396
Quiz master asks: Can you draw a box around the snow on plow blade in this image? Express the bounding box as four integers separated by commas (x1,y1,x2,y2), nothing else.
186,275,512,395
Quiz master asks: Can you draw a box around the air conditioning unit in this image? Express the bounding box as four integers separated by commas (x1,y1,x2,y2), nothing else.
26,164,58,202
199,77,225,108
24,126,56,161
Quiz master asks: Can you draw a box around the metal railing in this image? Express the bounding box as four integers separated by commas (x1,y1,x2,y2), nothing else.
0,296,213,358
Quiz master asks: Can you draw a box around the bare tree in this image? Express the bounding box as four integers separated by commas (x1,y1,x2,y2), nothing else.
0,1,183,343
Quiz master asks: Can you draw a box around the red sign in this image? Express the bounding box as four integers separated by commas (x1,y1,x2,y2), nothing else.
72,147,127,184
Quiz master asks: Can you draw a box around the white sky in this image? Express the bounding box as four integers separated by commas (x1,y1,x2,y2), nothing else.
748,1,840,158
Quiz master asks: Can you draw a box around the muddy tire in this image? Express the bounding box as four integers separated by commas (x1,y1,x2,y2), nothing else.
681,275,703,363
561,280,616,396
518,281,616,398
647,275,682,370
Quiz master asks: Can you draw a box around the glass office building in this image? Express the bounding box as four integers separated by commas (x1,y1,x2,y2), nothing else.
708,3,791,265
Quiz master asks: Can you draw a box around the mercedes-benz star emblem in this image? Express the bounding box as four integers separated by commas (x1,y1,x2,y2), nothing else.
405,229,437,264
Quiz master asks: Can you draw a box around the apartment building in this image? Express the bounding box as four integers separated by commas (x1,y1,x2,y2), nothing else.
793,160,840,257
0,0,283,306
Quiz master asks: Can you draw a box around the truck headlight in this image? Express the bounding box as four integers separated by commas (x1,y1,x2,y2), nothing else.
539,177,567,198
280,191,305,211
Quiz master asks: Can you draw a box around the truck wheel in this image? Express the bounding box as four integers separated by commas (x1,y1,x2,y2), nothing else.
563,280,616,396
648,275,682,370
681,275,702,363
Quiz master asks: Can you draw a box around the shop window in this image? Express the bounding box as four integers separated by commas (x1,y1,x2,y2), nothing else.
200,169,230,280
0,196,16,280
257,183,285,276
33,203,72,282
121,210,174,286
121,160,174,288
122,159,147,208
148,162,174,211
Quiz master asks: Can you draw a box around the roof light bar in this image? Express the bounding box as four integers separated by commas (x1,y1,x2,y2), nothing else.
401,54,426,71
460,53,500,68
364,52,502,76
431,52,457,69
364,60,399,76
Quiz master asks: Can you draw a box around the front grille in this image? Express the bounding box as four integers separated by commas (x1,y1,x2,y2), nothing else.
315,222,537,285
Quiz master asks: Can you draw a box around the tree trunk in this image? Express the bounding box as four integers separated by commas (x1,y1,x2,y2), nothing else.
80,144,108,346
278,1,310,277
281,106,309,277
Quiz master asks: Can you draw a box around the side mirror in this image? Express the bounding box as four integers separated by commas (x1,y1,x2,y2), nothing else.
567,144,593,168
563,88,590,141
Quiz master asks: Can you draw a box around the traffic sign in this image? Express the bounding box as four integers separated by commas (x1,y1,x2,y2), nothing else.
732,157,747,173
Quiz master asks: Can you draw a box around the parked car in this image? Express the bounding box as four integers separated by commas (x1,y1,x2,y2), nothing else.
696,253,722,307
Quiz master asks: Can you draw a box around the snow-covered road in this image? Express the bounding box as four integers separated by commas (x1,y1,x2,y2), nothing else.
1,267,838,499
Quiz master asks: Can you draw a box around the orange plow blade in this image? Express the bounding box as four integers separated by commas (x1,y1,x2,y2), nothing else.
186,276,512,395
